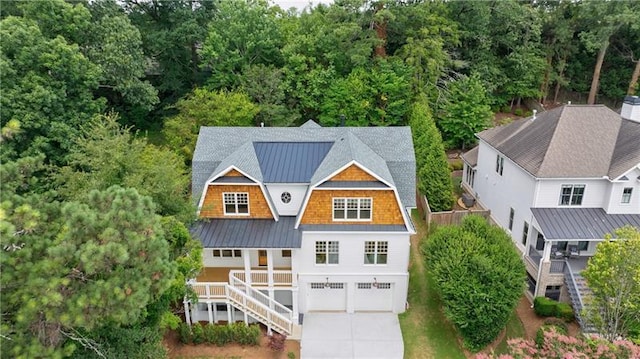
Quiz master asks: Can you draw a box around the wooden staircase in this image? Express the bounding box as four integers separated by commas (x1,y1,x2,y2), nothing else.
190,274,294,335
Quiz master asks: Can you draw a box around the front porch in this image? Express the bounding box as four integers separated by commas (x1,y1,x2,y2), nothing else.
196,267,294,287
525,245,590,274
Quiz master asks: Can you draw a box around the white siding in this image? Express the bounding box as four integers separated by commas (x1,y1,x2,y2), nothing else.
265,184,308,215
605,168,640,214
534,179,609,208
473,141,537,252
295,232,409,313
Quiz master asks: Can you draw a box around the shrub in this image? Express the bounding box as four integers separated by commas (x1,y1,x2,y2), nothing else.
212,324,232,346
514,108,524,116
268,333,287,351
423,215,526,351
203,323,216,344
177,322,192,344
191,322,206,344
555,302,574,321
534,297,556,317
287,351,296,359
229,322,261,346
543,317,569,332
500,105,512,113
449,159,464,171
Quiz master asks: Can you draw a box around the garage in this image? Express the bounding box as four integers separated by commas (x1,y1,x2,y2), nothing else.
354,282,393,312
307,282,347,311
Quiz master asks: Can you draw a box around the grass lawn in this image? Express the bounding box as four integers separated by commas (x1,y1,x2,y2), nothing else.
493,310,526,355
399,210,466,359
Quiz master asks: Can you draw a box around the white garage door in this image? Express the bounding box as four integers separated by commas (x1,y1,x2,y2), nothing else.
354,282,393,311
307,282,347,311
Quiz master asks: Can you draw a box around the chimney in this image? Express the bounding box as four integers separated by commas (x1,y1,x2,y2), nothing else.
621,95,640,123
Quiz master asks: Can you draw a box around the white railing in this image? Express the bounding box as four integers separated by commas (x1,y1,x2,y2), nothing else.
229,270,293,286
229,276,293,320
225,283,293,334
190,282,227,299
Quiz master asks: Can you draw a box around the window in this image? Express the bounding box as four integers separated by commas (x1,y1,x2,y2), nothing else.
535,233,545,251
622,187,633,204
496,155,504,175
281,192,292,204
508,208,515,231
213,249,242,258
223,192,249,214
578,241,589,251
559,185,585,205
315,241,339,264
522,222,529,246
364,241,388,265
333,198,372,221
281,250,291,258
557,241,568,251
310,282,343,289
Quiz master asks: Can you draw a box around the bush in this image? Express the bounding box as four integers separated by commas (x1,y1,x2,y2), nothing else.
268,333,287,351
287,351,296,359
535,325,567,346
212,324,232,346
177,322,192,344
543,317,569,332
203,323,216,344
534,297,557,317
423,215,526,351
449,159,464,171
191,322,205,344
514,108,524,116
228,322,261,346
555,303,574,321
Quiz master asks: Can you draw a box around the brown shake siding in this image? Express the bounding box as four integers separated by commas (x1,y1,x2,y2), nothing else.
224,169,244,177
199,185,273,219
300,189,404,225
329,164,378,181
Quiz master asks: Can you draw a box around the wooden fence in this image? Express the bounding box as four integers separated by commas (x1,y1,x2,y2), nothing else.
417,192,491,227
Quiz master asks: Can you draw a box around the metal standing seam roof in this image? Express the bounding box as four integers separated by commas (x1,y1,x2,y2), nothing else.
476,105,640,179
253,142,334,183
192,217,302,248
531,207,640,240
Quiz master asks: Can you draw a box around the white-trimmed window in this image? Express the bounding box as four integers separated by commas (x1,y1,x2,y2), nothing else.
333,198,372,221
281,250,291,258
213,249,242,258
559,185,585,205
364,241,388,264
621,187,633,204
223,192,249,215
496,155,504,175
315,241,339,264
522,222,529,246
508,208,515,231
466,166,476,187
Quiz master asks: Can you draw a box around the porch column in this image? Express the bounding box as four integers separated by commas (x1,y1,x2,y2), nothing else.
184,300,192,326
292,288,299,325
207,302,213,324
267,249,275,291
243,249,252,285
542,240,551,262
227,303,232,324
213,302,218,323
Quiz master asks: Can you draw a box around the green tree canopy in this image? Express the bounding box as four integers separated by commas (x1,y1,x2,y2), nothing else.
423,215,526,351
582,226,640,342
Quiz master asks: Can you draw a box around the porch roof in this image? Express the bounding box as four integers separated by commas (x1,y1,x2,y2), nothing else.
192,217,302,248
531,207,640,240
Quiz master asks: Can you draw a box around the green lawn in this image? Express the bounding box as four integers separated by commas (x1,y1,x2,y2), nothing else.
399,211,466,359
493,310,526,355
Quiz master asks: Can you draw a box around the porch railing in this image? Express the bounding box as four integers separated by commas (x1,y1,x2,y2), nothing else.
190,282,227,299
528,245,542,263
550,260,566,273
229,270,293,286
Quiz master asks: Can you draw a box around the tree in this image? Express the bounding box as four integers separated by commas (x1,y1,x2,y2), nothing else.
409,97,454,212
582,226,640,342
162,88,258,162
437,74,493,150
57,114,193,221
423,215,526,351
1,178,176,357
578,1,639,104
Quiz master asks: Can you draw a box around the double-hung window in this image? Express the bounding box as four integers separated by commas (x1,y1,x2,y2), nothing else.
622,187,633,204
315,241,339,264
559,185,585,205
333,198,372,221
508,208,515,231
496,155,504,176
223,192,249,215
522,222,529,246
364,241,388,264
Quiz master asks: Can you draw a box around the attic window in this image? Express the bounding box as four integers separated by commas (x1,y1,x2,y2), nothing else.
223,192,249,215
333,198,372,221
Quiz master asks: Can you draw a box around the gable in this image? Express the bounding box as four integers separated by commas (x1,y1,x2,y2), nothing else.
199,184,274,219
328,164,378,182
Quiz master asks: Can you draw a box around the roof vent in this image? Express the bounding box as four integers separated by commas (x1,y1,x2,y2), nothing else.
621,95,640,123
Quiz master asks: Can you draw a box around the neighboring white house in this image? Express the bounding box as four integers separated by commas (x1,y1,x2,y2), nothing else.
184,120,416,336
462,96,640,329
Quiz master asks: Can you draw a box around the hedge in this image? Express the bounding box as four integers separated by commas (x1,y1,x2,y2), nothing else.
177,322,262,346
533,297,575,321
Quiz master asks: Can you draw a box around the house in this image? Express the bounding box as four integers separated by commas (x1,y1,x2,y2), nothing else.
184,120,416,335
462,96,640,330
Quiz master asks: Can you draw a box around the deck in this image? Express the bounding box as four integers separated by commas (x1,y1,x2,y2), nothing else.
195,267,293,287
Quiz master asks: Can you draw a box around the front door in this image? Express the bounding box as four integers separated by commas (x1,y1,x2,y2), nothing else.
258,250,267,266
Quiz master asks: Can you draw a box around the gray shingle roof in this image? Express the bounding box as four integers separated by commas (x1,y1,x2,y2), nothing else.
192,217,302,248
461,146,478,167
192,123,416,208
476,105,640,179
531,207,640,240
253,142,333,183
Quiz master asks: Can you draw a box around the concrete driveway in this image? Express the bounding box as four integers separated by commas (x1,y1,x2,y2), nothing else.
300,313,404,359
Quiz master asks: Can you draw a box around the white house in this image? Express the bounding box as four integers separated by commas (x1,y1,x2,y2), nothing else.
462,96,640,329
184,120,416,336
